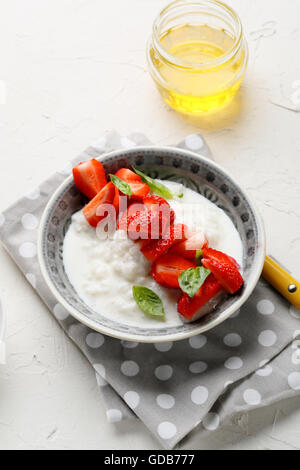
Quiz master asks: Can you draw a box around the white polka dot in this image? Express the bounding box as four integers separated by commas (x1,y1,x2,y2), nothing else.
189,335,207,349
19,242,36,258
86,332,104,349
21,213,38,230
157,421,177,440
224,333,242,348
94,363,106,379
53,303,69,320
156,394,175,409
257,299,275,315
0,213,5,227
243,389,262,405
95,372,107,387
155,365,173,381
154,342,173,352
121,360,139,377
191,386,209,405
256,360,273,377
124,391,140,410
290,306,300,319
121,341,139,349
189,361,208,374
185,134,204,150
202,412,220,431
231,308,240,318
26,273,36,288
94,363,106,386
120,136,137,148
224,380,233,389
25,187,40,200
288,372,300,390
291,340,300,365
92,136,106,150
224,356,243,370
58,161,73,176
293,330,300,339
258,330,277,347
106,409,122,423
292,349,300,365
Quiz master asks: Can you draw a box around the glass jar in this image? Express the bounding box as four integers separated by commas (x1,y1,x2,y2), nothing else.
147,0,248,114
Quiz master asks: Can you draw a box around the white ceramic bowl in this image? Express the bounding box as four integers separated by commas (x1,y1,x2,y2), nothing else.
38,146,265,342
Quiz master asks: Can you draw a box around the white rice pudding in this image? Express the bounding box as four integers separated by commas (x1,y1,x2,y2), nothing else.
63,181,243,328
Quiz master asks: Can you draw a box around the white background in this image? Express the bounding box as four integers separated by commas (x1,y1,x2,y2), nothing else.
0,0,300,450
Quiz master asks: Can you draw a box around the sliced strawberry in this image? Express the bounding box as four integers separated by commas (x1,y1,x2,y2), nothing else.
141,224,188,262
128,181,150,200
83,182,115,227
115,168,141,182
115,168,150,200
117,202,144,230
227,255,241,270
143,194,175,227
177,274,222,320
73,159,107,199
143,194,168,210
137,238,152,250
118,198,173,241
131,210,161,240
169,230,208,260
113,187,120,216
201,248,244,294
152,254,197,289
117,203,155,240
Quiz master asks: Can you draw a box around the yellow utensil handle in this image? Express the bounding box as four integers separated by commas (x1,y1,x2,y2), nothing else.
262,256,300,309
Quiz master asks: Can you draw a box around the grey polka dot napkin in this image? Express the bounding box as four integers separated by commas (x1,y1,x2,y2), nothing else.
0,131,299,449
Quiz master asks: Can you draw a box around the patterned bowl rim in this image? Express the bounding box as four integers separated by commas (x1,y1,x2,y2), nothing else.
38,145,266,343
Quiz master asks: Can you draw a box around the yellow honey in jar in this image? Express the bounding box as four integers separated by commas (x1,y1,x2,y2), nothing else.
147,1,248,115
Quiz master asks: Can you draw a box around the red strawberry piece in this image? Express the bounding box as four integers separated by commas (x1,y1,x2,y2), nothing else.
169,230,208,260
73,159,107,199
143,194,169,210
130,210,160,240
117,202,145,231
115,168,150,200
113,187,120,216
177,274,223,320
128,181,150,200
117,203,156,240
141,224,188,262
201,248,244,294
143,194,175,227
137,238,152,250
227,255,241,270
118,197,173,241
115,168,141,182
83,182,115,227
151,254,197,289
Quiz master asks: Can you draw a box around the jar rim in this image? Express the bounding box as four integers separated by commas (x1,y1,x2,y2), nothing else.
152,0,244,70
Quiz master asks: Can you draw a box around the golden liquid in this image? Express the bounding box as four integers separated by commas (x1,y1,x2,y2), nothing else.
150,24,246,114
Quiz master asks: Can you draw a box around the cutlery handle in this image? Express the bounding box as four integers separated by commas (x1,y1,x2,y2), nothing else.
262,256,300,309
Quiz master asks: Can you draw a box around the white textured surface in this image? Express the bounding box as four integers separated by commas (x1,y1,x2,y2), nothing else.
0,0,300,450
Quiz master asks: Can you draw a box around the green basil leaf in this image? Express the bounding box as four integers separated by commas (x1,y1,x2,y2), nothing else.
178,267,211,298
195,249,203,265
110,174,132,198
133,167,176,200
132,286,165,319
